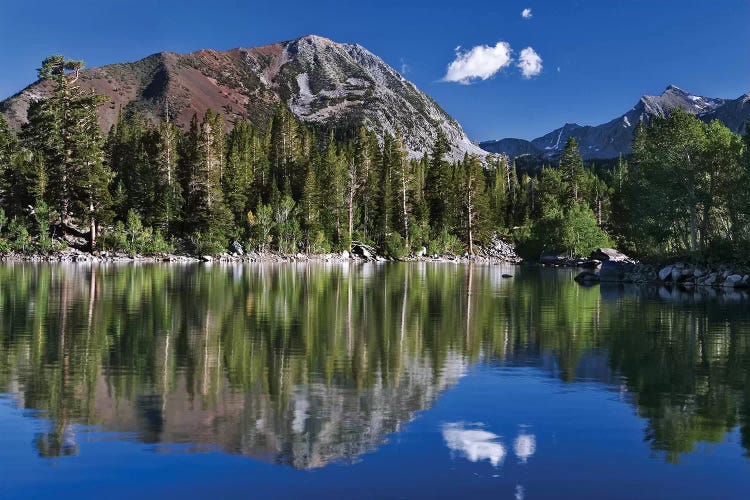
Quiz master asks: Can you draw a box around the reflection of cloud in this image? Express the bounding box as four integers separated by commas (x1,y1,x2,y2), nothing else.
513,432,536,463
443,423,506,466
292,393,309,434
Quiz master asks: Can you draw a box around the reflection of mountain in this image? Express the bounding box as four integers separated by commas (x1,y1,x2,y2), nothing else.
89,354,466,468
0,263,749,466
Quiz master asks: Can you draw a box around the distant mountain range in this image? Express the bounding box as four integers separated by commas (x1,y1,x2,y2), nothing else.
480,85,750,160
0,35,485,160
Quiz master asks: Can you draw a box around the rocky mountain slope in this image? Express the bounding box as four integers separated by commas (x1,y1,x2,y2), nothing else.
0,35,485,160
481,85,750,160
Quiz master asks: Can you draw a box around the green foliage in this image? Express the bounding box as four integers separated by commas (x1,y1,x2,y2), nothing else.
191,230,226,256
625,110,748,258
33,202,55,253
428,228,464,255
383,231,408,259
4,55,745,261
248,203,274,252
559,202,612,256
516,202,610,258
102,209,174,255
8,218,31,252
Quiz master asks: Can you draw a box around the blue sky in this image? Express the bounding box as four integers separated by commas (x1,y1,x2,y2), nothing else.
1,0,748,140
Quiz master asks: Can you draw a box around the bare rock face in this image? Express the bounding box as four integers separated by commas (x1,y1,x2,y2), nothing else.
0,35,485,162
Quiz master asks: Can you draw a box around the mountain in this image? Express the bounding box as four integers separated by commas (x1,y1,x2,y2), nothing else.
480,85,750,161
0,35,485,160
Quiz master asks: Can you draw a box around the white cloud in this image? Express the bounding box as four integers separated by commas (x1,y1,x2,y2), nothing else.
400,58,410,75
521,8,532,19
517,47,542,78
443,42,513,84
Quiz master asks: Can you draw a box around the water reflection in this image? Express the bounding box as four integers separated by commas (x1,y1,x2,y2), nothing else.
513,431,536,464
443,423,506,466
0,263,748,467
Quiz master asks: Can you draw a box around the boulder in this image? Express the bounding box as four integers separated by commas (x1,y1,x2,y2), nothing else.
722,274,744,287
229,240,244,256
200,255,213,262
703,273,718,286
416,246,427,257
658,266,673,282
590,248,630,262
578,259,602,269
670,268,682,283
341,250,350,259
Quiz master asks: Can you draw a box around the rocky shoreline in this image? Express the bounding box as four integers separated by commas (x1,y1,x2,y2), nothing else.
573,250,750,290
0,237,523,265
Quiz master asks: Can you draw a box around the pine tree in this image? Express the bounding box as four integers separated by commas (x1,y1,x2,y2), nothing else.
559,137,583,206
152,121,182,232
223,120,256,228
391,130,412,247
461,154,489,254
426,130,450,233
23,56,113,248
0,114,17,206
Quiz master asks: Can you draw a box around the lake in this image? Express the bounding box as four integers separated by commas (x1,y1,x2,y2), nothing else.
0,262,749,498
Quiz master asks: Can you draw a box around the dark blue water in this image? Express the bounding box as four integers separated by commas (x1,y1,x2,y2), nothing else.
0,263,748,498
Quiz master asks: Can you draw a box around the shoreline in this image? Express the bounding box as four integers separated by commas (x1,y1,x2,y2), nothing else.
574,259,750,290
0,248,523,266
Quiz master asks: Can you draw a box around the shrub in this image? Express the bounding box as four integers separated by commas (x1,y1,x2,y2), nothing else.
8,218,31,252
428,229,463,255
384,232,408,259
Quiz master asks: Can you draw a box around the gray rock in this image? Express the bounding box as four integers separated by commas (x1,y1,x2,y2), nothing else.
341,250,350,259
590,248,630,262
703,273,718,286
416,246,427,257
229,240,244,256
200,255,213,262
723,274,744,287
671,268,682,282
658,266,673,281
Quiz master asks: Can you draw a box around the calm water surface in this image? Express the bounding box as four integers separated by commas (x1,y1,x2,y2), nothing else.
0,262,749,498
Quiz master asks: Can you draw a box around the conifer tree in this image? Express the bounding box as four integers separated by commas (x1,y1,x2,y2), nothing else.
152,121,182,232
426,130,450,234
461,154,489,254
223,120,256,228
391,130,412,247
22,56,113,248
559,137,584,205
